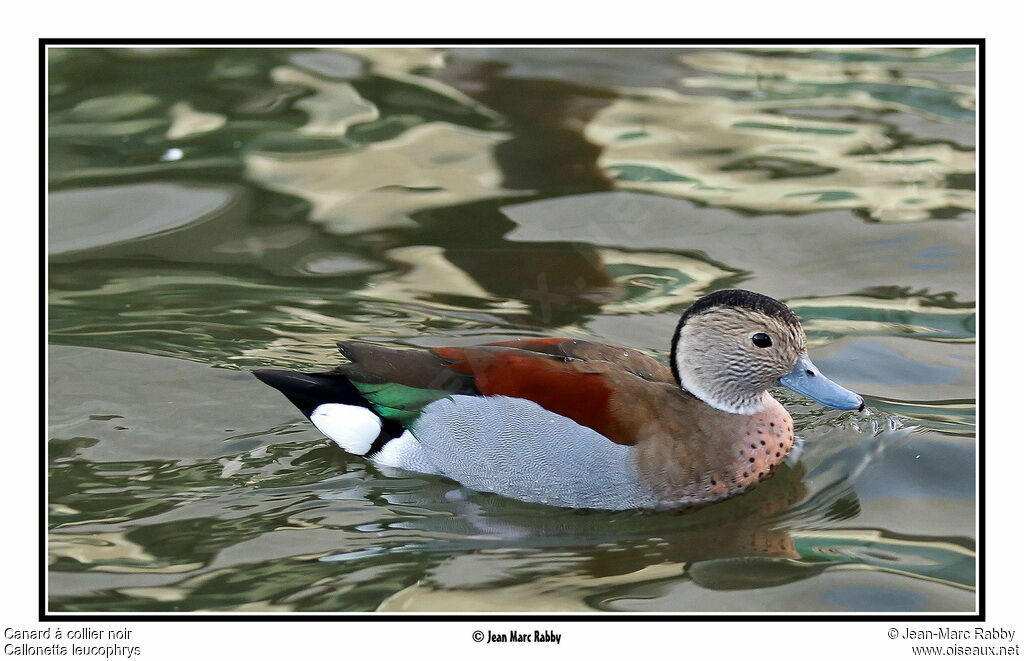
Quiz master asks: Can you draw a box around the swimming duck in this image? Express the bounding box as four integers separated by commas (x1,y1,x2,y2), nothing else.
254,289,863,511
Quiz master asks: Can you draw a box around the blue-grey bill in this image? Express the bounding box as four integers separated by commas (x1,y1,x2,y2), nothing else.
779,354,864,411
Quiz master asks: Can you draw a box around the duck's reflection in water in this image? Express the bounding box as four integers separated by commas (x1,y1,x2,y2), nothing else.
322,457,972,599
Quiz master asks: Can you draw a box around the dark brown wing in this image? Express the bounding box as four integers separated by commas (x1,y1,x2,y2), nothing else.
486,338,674,383
333,339,676,446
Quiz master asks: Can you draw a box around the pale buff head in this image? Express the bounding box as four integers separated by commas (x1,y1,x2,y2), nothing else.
670,290,808,414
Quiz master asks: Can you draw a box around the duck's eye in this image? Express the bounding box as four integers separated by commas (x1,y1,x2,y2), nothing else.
751,333,772,348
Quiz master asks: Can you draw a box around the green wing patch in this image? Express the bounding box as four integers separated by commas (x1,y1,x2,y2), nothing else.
351,381,451,425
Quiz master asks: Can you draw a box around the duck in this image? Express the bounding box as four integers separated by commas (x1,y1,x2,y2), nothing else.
254,289,863,511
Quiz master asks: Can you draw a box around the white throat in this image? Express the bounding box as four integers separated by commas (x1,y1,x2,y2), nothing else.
675,359,769,415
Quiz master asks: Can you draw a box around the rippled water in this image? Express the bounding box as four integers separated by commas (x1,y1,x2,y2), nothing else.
47,46,976,613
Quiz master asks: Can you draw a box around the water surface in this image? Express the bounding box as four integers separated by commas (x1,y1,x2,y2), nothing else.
48,46,976,613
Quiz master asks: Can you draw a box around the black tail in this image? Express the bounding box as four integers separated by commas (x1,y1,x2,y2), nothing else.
252,369,372,419
252,369,405,456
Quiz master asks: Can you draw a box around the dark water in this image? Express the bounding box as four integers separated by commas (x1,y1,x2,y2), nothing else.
47,47,976,612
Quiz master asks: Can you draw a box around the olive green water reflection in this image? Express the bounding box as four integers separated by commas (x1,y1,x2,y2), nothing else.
48,47,976,612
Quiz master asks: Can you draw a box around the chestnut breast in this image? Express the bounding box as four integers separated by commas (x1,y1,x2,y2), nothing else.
630,392,796,508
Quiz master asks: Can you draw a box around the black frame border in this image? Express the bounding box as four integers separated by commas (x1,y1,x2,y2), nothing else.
40,37,984,622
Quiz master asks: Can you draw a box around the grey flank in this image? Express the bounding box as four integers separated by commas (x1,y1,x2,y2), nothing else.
409,395,659,510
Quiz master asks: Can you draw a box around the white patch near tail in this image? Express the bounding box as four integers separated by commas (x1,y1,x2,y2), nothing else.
371,430,440,474
310,403,380,455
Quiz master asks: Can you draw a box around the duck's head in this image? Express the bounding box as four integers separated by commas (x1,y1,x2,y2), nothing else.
670,289,864,415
